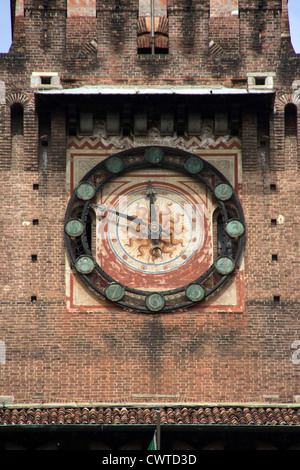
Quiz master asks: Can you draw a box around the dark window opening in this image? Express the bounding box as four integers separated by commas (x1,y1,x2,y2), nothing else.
41,76,52,85
138,46,168,55
11,103,24,163
255,77,266,86
285,103,297,137
11,104,24,138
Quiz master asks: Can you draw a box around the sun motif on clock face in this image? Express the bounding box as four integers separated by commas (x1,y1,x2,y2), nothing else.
64,146,245,312
95,179,208,290
111,189,200,271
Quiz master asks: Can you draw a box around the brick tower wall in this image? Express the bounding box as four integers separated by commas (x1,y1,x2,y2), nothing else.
0,0,299,405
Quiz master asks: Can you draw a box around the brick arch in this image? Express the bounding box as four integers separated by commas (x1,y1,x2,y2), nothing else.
274,94,292,112
275,97,298,135
6,92,31,108
275,93,300,113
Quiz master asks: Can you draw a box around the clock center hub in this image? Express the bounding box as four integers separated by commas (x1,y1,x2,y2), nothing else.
149,221,160,237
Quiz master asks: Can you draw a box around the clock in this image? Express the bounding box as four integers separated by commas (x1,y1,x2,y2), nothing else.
64,146,245,312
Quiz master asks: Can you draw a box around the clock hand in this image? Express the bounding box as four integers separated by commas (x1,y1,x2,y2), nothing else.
146,181,157,221
94,201,161,259
92,202,172,236
145,181,163,259
146,181,158,236
92,203,147,227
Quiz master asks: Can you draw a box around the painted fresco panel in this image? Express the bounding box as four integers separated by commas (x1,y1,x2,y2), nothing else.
66,128,244,313
210,0,239,17
15,0,24,16
139,0,167,16
67,0,96,17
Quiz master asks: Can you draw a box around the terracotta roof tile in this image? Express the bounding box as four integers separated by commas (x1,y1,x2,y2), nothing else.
0,406,300,427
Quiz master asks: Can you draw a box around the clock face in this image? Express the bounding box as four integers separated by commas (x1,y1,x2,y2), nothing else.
64,146,245,312
107,187,202,273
